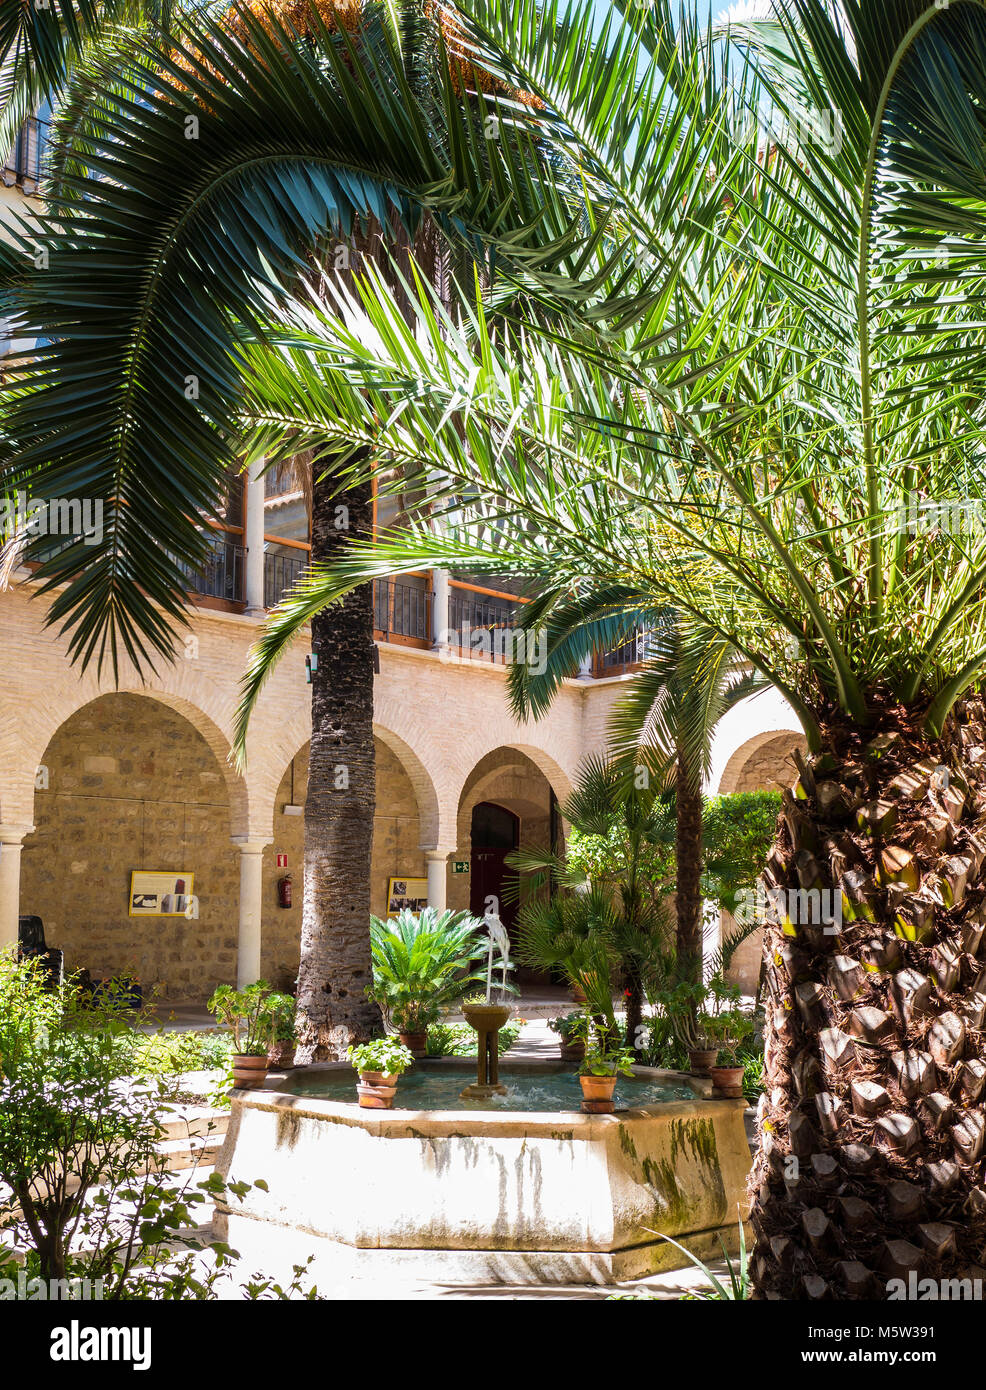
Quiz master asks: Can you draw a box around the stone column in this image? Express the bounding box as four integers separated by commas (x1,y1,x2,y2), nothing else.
233,837,271,986
0,823,34,953
430,569,450,650
244,456,266,616
425,849,451,912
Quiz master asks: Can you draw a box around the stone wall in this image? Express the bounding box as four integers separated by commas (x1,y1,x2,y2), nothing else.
260,740,425,990
21,694,239,1000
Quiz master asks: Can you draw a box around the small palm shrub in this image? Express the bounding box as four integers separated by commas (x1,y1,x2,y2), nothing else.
368,908,487,1033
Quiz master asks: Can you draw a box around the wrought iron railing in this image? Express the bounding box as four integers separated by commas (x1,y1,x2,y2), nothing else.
447,588,520,662
264,550,307,607
178,534,245,604
373,578,431,643
596,628,648,674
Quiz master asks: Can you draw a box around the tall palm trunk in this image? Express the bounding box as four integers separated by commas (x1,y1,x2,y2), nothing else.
295,471,382,1061
751,697,986,1298
675,744,704,987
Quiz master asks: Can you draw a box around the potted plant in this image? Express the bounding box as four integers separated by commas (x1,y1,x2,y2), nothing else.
207,980,295,1089
578,1044,636,1113
652,979,719,1072
347,1037,415,1109
548,1011,588,1062
267,994,297,1068
368,907,488,1055
705,1008,755,1098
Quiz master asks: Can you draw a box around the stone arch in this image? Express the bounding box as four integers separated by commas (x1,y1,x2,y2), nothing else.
706,687,805,798
0,676,251,835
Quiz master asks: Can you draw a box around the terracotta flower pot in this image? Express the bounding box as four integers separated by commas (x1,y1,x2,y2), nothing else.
559,1040,585,1063
579,1073,617,1113
358,1070,399,1088
570,985,587,1005
709,1065,745,1098
232,1054,269,1090
688,1048,719,1075
398,1031,428,1057
357,1074,399,1109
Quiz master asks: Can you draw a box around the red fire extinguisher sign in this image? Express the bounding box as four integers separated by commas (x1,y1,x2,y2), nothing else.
276,853,288,868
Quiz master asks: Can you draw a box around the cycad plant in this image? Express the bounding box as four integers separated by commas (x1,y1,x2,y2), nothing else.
222,1,986,1297
368,907,487,1034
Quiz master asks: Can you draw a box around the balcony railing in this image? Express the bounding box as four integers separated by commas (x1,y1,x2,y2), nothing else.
264,466,298,498
374,578,431,644
447,588,520,662
595,629,649,675
264,549,307,608
179,534,245,604
3,117,51,188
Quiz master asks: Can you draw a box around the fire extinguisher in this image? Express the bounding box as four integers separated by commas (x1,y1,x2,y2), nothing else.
277,875,292,909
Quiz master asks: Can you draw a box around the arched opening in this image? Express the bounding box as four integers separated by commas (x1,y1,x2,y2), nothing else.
21,692,239,1001
262,735,429,990
715,728,806,995
469,800,521,930
455,748,562,986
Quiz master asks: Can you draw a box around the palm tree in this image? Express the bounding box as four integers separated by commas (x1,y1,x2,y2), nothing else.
0,0,575,1059
510,753,677,1046
503,601,766,990
224,1,986,1297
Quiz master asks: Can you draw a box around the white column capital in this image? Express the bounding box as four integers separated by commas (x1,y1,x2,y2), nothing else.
231,835,273,854
0,822,35,844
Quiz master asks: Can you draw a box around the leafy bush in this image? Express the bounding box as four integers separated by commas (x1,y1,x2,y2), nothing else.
207,981,294,1056
0,954,301,1296
368,908,487,1033
425,1019,522,1057
124,1029,233,1079
347,1037,414,1076
633,1014,688,1071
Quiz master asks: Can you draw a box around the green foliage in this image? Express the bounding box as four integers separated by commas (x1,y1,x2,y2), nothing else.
120,1029,234,1080
702,791,782,915
206,981,295,1057
633,1013,688,1072
579,1042,635,1078
0,952,300,1294
546,1011,585,1042
346,1037,414,1076
425,1019,522,1057
368,907,487,1033
741,1046,765,1106
660,1220,750,1302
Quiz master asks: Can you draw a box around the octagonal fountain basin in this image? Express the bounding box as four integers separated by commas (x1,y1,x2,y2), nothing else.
213,1058,752,1287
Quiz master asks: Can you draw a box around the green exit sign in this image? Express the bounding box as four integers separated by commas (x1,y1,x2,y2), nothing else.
451,860,470,875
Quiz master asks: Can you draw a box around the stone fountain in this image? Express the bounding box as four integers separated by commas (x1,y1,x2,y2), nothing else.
459,914,514,1099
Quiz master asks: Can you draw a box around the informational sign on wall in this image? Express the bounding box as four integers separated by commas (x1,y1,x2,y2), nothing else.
129,871,195,917
451,860,470,875
386,877,429,914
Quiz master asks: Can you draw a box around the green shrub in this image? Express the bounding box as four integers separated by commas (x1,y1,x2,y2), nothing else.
369,908,488,1032
425,1019,522,1057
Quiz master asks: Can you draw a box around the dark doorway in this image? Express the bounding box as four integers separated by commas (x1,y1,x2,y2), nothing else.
469,801,545,985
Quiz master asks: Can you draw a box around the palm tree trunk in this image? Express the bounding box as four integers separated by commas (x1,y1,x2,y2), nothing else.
294,471,382,1062
675,745,705,987
750,698,986,1298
